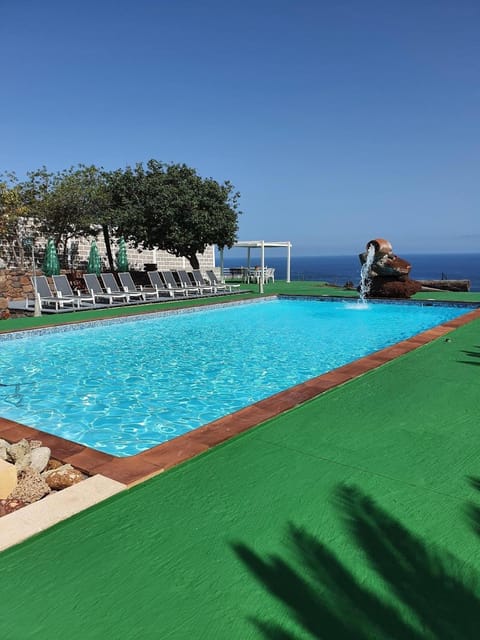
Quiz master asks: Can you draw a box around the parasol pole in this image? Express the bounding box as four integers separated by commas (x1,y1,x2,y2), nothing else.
31,240,41,317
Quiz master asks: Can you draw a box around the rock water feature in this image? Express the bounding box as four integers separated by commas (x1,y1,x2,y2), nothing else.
358,238,422,299
0,437,86,517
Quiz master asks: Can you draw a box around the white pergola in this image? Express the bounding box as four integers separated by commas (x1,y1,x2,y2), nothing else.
218,240,292,291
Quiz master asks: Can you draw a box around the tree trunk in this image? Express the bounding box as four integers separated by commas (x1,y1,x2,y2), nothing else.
10,240,19,267
187,254,200,270
102,224,115,271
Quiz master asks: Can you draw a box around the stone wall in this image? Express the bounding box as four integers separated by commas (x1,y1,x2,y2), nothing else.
0,269,34,319
64,238,216,272
0,221,217,272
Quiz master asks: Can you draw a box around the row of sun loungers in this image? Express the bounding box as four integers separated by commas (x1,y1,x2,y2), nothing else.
24,270,243,313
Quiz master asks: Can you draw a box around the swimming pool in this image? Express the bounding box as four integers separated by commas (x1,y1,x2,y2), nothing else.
0,297,473,456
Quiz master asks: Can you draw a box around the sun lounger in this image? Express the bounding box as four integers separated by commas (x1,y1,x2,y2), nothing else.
205,270,241,293
83,274,130,305
100,273,144,303
118,272,173,301
191,270,221,295
175,270,207,295
52,275,96,306
29,276,77,312
149,271,190,297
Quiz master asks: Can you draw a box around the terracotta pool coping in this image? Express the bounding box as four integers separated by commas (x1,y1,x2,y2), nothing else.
1,302,479,487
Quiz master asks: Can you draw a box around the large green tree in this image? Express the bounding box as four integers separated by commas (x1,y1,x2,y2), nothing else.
118,160,240,269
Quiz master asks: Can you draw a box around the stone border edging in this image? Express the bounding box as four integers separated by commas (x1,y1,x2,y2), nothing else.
0,474,126,552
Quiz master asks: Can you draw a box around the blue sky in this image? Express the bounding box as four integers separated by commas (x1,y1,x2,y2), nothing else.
1,0,479,255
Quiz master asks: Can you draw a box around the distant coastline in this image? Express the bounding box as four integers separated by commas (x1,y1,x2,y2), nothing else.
221,253,480,291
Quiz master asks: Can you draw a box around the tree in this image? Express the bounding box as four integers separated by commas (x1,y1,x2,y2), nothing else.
25,166,100,261
0,172,33,267
118,160,240,269
25,164,123,271
102,165,142,270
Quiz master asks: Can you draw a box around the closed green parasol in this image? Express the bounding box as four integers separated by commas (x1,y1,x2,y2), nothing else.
42,238,60,276
87,240,102,275
116,236,129,272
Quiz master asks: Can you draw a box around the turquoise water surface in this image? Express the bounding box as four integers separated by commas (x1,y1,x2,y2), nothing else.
0,298,472,456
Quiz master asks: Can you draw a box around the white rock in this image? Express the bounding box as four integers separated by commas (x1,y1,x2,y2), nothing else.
30,447,51,473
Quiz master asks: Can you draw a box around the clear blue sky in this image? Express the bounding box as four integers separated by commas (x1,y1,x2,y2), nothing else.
1,0,478,255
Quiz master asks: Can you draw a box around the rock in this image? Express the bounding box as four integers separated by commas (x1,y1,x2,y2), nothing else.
28,440,43,450
9,467,51,503
366,277,422,299
45,458,64,471
358,238,420,299
43,464,85,490
14,451,32,473
6,438,31,464
0,459,18,499
0,445,7,461
0,498,28,517
30,446,51,473
0,438,11,450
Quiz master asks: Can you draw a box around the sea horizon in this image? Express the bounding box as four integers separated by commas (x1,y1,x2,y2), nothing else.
220,252,480,291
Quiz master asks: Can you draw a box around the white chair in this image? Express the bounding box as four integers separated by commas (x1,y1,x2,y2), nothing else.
265,268,275,283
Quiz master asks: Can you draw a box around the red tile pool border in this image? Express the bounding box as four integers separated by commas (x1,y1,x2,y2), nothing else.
1,303,479,486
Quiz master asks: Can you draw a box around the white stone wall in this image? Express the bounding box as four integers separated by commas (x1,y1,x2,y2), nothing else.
67,237,216,271
0,220,217,272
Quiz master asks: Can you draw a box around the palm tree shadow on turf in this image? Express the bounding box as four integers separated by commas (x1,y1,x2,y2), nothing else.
458,346,480,366
467,477,480,537
233,485,480,639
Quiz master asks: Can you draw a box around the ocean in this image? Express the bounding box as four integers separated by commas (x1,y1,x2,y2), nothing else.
221,253,480,292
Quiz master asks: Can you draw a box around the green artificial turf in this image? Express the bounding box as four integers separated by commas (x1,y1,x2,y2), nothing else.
0,305,479,638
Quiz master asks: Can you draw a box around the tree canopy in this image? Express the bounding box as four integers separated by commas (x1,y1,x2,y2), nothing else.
116,160,240,269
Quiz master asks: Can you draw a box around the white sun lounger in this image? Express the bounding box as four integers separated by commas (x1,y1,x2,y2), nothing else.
100,273,144,303
206,270,241,293
149,271,190,297
83,274,130,305
118,272,173,301
52,275,96,306
29,276,77,312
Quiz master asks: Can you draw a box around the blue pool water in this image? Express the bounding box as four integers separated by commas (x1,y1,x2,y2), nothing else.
0,298,473,456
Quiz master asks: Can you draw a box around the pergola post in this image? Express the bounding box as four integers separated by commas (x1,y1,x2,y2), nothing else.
286,242,291,283
259,240,265,293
